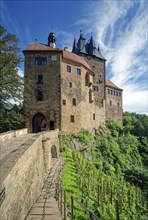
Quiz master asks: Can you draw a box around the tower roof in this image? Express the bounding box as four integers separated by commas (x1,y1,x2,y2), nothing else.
72,32,106,60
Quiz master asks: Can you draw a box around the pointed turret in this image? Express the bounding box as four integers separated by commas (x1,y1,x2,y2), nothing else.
72,36,77,53
87,35,96,55
77,29,86,53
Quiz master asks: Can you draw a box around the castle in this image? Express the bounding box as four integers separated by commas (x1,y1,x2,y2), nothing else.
23,30,123,133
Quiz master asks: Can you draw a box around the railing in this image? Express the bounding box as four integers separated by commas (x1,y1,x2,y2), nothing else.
55,179,100,220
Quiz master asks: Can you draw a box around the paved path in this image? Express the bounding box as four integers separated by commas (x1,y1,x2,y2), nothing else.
25,158,64,220
0,133,39,186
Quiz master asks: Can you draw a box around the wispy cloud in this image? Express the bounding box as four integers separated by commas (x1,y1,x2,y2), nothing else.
72,0,148,113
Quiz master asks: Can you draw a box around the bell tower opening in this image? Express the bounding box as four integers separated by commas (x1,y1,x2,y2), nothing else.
48,31,56,48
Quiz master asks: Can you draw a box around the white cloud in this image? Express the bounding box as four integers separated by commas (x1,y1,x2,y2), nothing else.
123,89,148,114
78,0,148,114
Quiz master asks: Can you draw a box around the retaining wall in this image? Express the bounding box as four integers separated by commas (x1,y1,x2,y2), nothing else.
0,130,59,220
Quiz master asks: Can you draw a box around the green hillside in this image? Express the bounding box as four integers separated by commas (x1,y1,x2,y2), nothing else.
60,112,148,220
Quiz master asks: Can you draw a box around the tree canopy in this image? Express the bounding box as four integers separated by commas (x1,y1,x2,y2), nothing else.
0,25,23,107
0,25,25,132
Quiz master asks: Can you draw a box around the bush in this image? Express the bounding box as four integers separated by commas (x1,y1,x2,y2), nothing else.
77,130,92,144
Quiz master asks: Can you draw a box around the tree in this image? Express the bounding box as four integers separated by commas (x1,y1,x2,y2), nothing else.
0,25,25,132
0,25,23,107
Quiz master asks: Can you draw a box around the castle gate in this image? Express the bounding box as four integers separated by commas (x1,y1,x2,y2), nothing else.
32,112,45,133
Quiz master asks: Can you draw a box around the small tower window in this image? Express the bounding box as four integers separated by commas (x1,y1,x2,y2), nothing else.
93,113,95,120
37,91,43,101
62,100,66,105
117,102,120,107
67,65,71,72
51,55,57,61
116,91,119,96
69,82,72,88
113,91,116,96
37,75,43,84
77,68,81,75
109,100,112,106
93,86,99,92
72,98,76,106
119,92,121,97
70,115,75,123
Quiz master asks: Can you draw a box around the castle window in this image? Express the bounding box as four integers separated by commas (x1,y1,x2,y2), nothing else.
110,90,113,95
70,115,75,123
37,91,43,101
67,65,71,72
119,92,121,97
77,68,81,75
113,91,116,96
37,75,43,84
35,57,47,65
93,86,99,92
117,102,120,107
93,113,95,120
109,100,112,106
116,91,118,96
51,55,57,61
107,89,110,94
62,100,66,105
72,98,76,106
69,82,72,88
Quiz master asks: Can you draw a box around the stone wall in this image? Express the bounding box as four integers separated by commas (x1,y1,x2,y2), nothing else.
0,128,28,142
0,130,59,220
61,57,106,133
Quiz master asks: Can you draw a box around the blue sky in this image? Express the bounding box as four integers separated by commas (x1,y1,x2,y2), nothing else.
1,0,148,114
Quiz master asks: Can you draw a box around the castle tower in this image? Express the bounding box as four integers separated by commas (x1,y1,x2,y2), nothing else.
48,32,56,48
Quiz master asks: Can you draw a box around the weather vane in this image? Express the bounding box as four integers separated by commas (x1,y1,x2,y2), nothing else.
51,25,53,32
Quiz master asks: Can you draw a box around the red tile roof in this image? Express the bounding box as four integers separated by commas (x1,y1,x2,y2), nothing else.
106,80,123,91
23,42,92,72
24,42,62,51
63,50,91,71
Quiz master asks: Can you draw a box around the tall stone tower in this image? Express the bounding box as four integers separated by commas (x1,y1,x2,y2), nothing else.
72,30,106,113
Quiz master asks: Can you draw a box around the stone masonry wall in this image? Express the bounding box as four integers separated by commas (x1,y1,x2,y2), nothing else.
0,128,28,142
0,130,59,220
61,57,106,133
24,51,61,132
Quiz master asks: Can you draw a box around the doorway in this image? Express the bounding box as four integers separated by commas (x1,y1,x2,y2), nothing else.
32,113,45,133
50,121,55,130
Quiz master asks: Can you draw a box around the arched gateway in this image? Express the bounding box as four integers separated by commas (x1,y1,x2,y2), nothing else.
32,113,46,133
